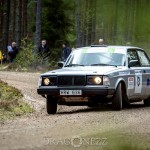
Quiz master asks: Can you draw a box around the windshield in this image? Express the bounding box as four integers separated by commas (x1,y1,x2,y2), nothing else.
65,52,125,67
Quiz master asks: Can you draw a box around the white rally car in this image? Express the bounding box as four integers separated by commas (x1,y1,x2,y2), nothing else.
37,45,150,114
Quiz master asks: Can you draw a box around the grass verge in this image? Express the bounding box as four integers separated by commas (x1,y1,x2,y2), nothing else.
0,79,33,121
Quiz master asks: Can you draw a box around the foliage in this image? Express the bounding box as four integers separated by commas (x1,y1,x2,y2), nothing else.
15,38,35,70
49,48,62,66
0,80,22,102
41,0,75,47
0,80,33,120
1,0,150,67
1,38,61,71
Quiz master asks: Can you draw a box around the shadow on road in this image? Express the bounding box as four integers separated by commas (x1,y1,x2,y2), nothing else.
57,102,147,115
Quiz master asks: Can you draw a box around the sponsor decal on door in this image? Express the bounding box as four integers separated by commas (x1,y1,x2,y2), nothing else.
128,77,134,89
135,70,142,93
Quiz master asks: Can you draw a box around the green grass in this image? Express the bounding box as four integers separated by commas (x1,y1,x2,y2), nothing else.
0,80,33,121
0,63,56,73
81,130,150,150
0,63,28,71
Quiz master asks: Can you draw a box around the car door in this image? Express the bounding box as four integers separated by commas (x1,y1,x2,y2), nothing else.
136,50,150,98
127,49,146,99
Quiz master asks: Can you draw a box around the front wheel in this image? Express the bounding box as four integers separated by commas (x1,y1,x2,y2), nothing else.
112,83,122,110
46,95,57,114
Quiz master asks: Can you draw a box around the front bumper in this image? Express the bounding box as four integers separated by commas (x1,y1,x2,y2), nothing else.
37,86,115,96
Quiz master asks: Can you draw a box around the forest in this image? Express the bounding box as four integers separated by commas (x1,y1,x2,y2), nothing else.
0,0,150,67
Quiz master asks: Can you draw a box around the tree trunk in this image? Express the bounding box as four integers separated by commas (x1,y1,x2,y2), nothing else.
85,0,88,46
75,0,81,48
91,0,96,44
125,0,135,44
2,0,10,55
131,0,137,44
34,0,42,53
22,0,28,38
87,0,92,45
113,0,119,44
81,0,86,47
11,0,16,41
16,0,22,49
80,2,84,47
0,0,4,49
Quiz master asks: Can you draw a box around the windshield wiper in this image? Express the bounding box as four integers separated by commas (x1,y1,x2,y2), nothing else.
91,63,117,67
65,64,84,67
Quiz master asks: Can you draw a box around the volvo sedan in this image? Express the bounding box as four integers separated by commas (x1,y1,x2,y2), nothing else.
37,45,150,114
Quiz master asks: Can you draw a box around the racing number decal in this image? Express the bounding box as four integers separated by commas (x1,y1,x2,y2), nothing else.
137,76,140,86
135,70,142,93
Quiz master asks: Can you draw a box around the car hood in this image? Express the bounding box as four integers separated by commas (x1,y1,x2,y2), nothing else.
42,66,124,76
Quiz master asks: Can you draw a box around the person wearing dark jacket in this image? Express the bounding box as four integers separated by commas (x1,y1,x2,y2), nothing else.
38,40,50,63
61,43,71,62
7,42,18,62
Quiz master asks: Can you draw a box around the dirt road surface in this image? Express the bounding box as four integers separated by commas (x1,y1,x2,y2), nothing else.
0,71,150,150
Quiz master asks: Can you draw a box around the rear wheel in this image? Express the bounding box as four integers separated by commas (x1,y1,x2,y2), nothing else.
46,95,57,114
144,97,150,106
112,83,122,110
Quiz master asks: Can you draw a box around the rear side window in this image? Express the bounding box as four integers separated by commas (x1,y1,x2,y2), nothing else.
137,50,150,66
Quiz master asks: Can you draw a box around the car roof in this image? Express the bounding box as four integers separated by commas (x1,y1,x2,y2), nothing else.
72,45,143,55
75,45,142,50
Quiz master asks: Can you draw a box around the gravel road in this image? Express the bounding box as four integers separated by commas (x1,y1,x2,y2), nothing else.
0,71,150,150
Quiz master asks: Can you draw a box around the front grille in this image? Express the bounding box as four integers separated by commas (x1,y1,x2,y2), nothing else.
58,76,86,86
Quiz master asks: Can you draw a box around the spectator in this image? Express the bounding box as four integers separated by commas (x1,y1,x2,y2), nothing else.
61,43,71,62
7,42,18,63
38,40,50,63
99,38,104,45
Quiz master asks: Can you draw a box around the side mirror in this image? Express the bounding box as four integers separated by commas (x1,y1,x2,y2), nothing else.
58,61,64,68
128,60,139,67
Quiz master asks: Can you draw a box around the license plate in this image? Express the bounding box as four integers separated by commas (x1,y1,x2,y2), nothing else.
60,90,82,95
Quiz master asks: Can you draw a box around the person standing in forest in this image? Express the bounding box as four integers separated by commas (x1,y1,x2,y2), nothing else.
61,43,71,62
38,40,50,64
7,42,18,63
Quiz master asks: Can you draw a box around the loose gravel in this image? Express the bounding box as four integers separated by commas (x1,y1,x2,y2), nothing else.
0,71,150,150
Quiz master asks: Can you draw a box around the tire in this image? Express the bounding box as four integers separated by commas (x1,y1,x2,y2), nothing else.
46,95,57,114
112,83,122,110
144,97,150,106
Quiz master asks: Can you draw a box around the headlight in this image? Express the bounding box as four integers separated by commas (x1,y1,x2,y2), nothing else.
94,77,102,84
87,76,102,85
42,76,57,86
103,76,110,86
43,78,50,85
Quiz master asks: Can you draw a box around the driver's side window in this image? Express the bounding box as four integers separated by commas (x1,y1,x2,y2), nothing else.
127,49,140,67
